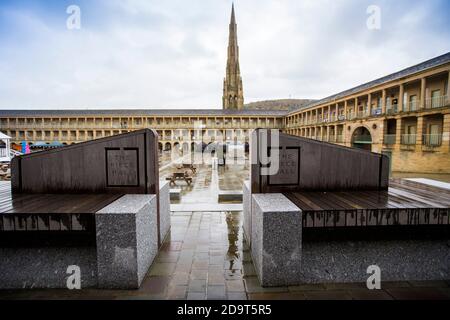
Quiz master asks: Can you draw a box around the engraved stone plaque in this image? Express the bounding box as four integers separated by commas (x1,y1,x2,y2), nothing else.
268,147,300,186
106,149,139,187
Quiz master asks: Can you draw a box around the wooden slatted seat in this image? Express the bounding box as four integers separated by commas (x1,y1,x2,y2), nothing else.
284,180,450,229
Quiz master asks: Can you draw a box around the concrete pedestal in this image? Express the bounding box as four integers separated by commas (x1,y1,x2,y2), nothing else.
96,195,158,289
159,181,171,244
243,180,252,246
251,193,302,287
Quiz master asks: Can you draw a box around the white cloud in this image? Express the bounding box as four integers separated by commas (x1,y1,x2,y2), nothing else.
0,0,449,109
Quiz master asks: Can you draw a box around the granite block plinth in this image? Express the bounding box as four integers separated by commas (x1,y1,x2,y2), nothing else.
0,246,97,289
300,240,450,284
243,181,251,246
251,194,302,287
96,194,158,289
159,181,171,244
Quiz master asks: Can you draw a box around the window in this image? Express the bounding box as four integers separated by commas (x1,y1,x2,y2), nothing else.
431,90,441,108
404,125,416,145
427,124,441,146
409,95,417,111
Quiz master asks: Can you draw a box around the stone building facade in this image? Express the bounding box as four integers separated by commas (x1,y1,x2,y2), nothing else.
284,53,450,174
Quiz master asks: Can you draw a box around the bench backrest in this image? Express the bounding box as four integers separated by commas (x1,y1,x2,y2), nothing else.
11,129,159,195
250,129,389,193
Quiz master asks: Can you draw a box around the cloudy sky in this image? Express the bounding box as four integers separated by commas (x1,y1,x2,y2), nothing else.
0,0,449,110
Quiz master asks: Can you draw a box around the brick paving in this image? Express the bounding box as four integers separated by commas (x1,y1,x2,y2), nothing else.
0,211,449,300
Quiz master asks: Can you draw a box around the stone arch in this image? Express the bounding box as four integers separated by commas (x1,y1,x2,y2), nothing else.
164,142,172,151
351,126,372,151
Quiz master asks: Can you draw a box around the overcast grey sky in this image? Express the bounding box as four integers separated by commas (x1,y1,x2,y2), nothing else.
0,0,449,109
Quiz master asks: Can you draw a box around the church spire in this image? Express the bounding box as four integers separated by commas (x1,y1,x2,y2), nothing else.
223,3,244,110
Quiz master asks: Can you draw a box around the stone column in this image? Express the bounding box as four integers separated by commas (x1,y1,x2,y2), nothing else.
326,126,330,142
335,104,339,121
381,90,387,115
447,70,450,104
398,84,404,113
367,93,372,115
354,97,358,117
416,116,424,149
395,118,403,148
443,114,450,152
344,100,348,120
420,78,427,109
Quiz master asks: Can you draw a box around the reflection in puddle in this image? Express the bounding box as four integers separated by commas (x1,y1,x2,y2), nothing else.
226,212,241,270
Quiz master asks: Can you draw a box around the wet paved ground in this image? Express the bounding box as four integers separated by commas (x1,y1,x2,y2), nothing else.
159,151,248,205
1,210,449,300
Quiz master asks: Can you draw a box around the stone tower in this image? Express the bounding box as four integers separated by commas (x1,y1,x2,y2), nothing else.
223,3,244,110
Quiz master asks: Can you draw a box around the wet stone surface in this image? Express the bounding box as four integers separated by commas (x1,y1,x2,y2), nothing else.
1,211,449,300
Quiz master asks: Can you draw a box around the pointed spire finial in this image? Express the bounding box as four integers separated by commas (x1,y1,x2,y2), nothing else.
231,3,236,25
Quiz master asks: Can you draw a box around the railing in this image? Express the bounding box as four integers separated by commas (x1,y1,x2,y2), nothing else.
404,101,418,112
386,104,398,115
353,135,372,143
356,110,370,119
425,95,448,110
401,134,416,145
0,148,7,158
371,108,382,116
422,134,442,147
337,115,346,121
383,134,396,145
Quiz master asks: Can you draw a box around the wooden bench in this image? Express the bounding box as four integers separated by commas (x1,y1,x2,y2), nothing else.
166,171,193,186
177,164,197,174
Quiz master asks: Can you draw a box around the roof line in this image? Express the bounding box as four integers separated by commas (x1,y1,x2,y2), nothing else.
289,51,450,115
